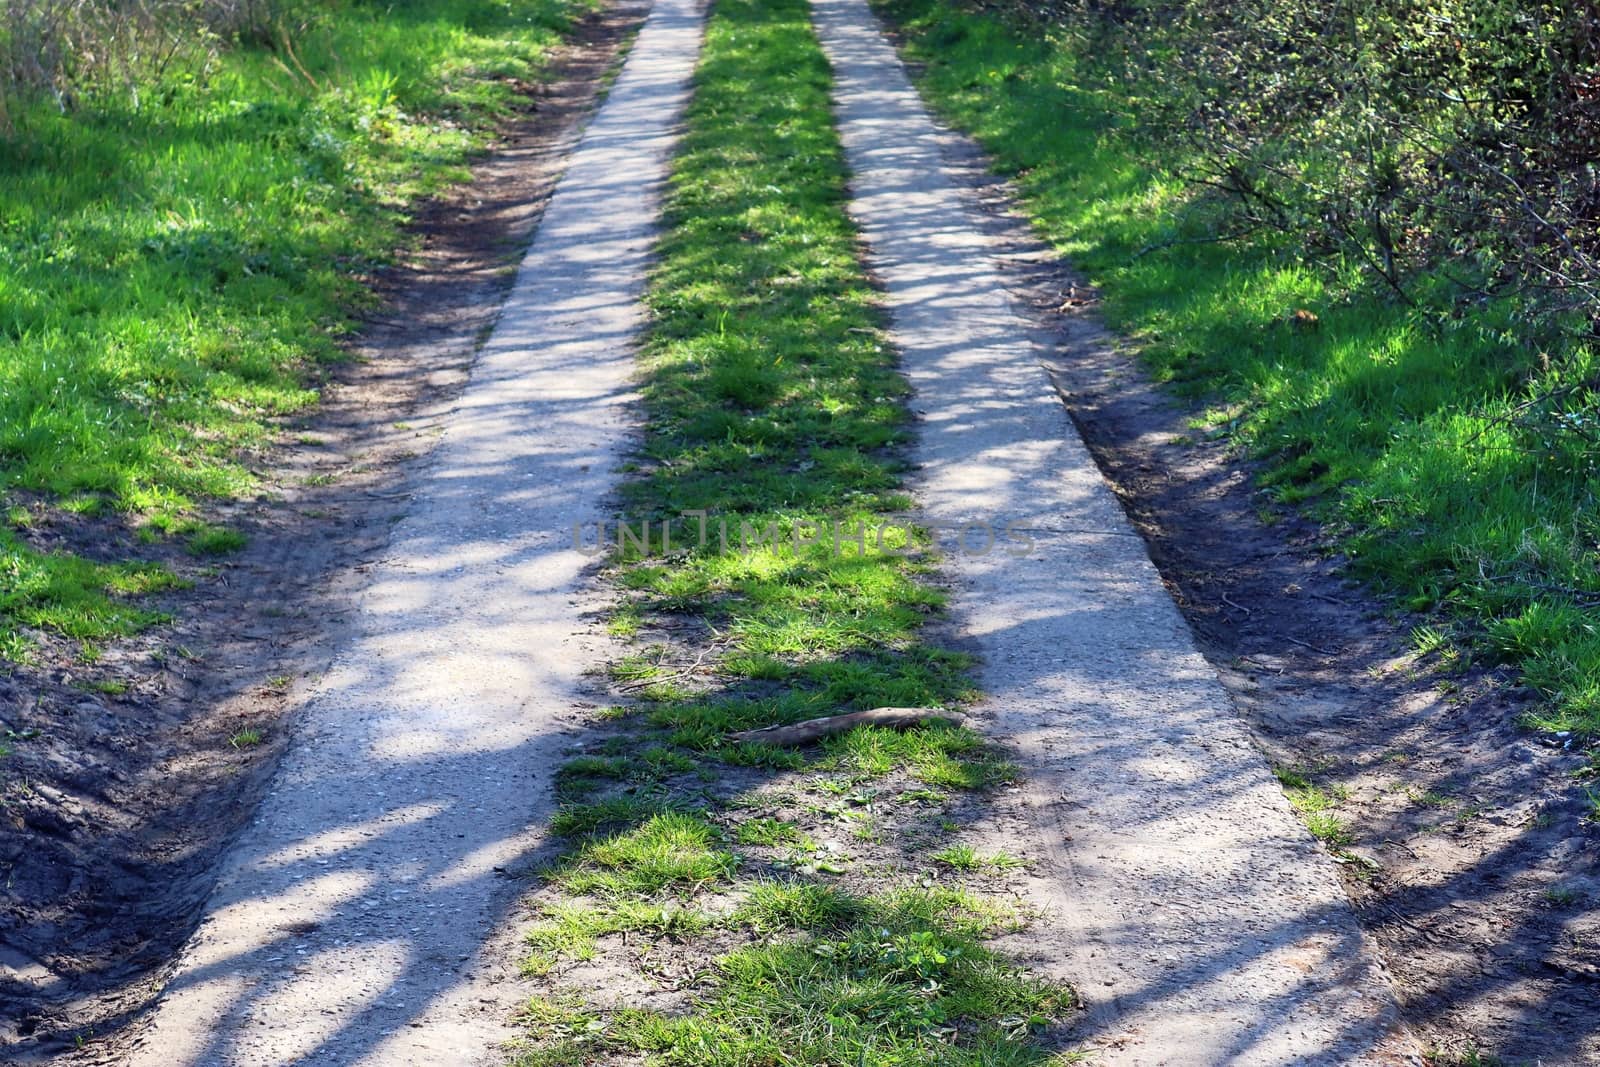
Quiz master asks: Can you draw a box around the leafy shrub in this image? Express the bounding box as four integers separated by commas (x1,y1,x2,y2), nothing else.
1032,0,1600,348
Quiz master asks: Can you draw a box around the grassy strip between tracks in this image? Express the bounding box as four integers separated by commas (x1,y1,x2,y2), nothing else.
876,0,1600,744
509,0,1078,1063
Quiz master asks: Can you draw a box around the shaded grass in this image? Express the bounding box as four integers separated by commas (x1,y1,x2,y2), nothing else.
665,900,1070,1063
0,0,594,651
517,0,1074,1061
548,793,682,839
877,0,1600,739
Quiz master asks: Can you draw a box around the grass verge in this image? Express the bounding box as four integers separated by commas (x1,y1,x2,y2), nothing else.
512,0,1076,1060
0,0,595,654
875,0,1600,740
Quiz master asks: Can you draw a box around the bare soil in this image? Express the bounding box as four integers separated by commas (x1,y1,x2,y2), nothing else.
931,135,1600,1063
0,4,645,1054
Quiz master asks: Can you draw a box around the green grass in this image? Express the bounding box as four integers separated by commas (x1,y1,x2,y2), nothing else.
658,899,1069,1065
934,844,1025,872
733,816,804,846
819,719,1018,788
0,0,594,653
1274,766,1354,847
877,0,1600,741
551,811,739,898
549,793,679,839
1424,1046,1506,1067
736,880,866,932
515,886,1074,1067
228,727,265,748
524,899,709,973
184,524,249,557
1544,885,1581,907
516,0,1075,1059
600,0,1009,791
0,530,182,648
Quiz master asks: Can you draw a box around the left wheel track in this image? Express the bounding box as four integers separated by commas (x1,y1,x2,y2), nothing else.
116,0,706,1061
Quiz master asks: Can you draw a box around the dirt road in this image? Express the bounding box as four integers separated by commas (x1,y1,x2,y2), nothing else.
50,0,1436,1061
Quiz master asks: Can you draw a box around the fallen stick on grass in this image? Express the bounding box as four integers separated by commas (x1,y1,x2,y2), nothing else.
729,707,966,747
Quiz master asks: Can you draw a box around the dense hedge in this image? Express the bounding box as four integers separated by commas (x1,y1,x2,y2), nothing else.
1043,0,1600,347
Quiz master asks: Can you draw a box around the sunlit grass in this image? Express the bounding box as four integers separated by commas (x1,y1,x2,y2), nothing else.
551,811,738,898
524,899,709,973
0,0,594,651
0,531,183,649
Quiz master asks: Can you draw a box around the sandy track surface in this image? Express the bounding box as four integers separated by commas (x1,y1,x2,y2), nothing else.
108,1,706,1062
812,0,1418,1060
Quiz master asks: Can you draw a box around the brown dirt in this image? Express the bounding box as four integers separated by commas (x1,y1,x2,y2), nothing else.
0,3,645,1054
931,131,1600,1063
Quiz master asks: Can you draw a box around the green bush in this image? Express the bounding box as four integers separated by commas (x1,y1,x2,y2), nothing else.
1038,0,1600,345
